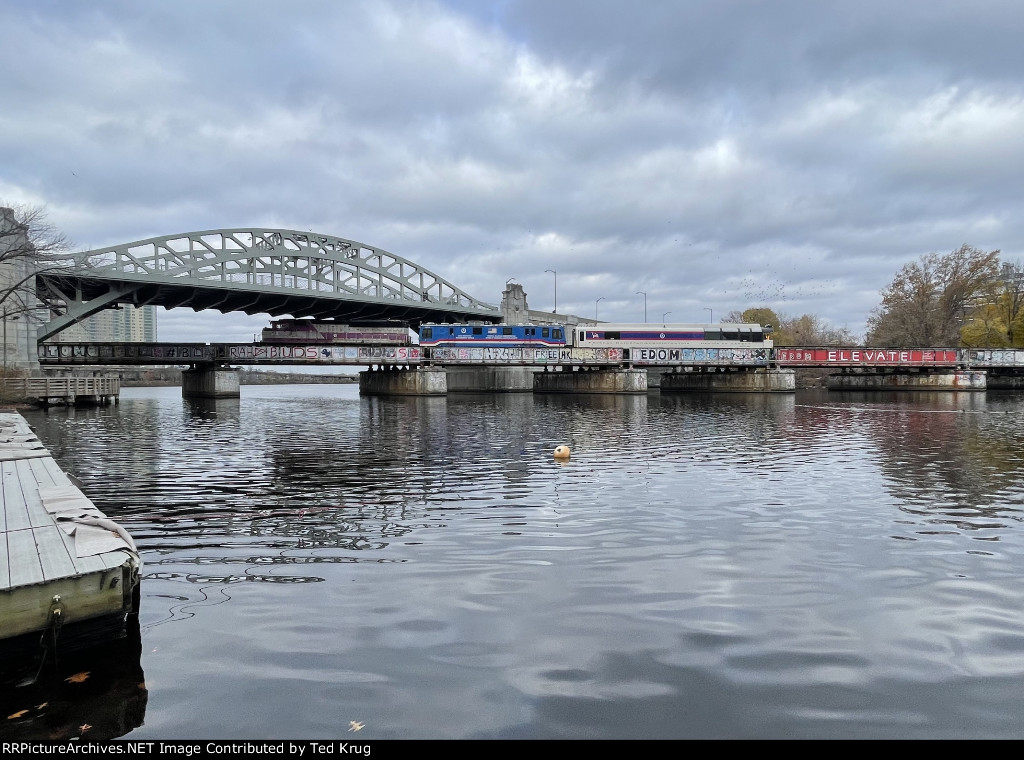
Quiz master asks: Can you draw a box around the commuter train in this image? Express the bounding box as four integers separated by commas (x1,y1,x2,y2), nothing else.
262,319,412,345
567,323,772,350
418,322,773,363
260,319,773,365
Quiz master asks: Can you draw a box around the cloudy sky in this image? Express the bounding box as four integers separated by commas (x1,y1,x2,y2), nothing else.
3,0,1023,343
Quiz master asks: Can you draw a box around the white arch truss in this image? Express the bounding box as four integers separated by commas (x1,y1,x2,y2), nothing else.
36,228,501,340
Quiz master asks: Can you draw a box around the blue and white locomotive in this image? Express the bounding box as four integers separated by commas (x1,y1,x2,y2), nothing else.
418,323,567,348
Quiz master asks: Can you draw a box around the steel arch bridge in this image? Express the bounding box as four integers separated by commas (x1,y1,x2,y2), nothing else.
35,228,501,341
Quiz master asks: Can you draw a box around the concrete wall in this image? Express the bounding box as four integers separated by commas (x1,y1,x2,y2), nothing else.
826,370,986,391
445,366,537,392
358,366,447,396
534,368,647,394
982,373,1024,390
181,366,241,398
660,368,796,393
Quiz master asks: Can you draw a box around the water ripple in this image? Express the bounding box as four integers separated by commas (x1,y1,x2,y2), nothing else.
15,385,1024,739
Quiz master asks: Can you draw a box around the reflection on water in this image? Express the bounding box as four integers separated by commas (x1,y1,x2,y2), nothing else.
0,617,147,741
9,384,1024,739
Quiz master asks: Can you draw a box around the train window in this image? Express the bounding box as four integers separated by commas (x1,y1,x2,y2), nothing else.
553,329,563,340
448,328,455,336
578,330,586,342
722,330,739,341
503,327,513,335
704,330,722,341
542,328,550,338
473,327,482,335
423,328,432,339
605,332,620,340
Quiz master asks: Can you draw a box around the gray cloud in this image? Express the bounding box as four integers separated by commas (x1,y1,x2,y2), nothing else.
3,0,1023,343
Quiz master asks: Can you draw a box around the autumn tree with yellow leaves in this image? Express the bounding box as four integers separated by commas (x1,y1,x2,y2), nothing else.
723,306,858,346
865,244,1001,347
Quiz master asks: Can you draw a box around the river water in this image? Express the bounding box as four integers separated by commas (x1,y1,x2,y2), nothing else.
5,383,1024,740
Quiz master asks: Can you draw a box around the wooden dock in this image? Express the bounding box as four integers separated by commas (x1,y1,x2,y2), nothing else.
0,412,140,650
0,376,120,407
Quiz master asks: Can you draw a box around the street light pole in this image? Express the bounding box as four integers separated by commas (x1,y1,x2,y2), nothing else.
704,307,713,324
545,269,557,314
662,311,672,324
596,297,605,319
636,291,647,322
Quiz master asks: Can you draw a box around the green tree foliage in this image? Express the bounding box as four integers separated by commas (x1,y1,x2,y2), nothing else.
724,306,857,346
866,244,1000,347
739,307,781,331
960,303,1008,347
959,262,1024,347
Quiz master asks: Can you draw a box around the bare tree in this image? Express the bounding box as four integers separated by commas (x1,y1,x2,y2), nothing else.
0,203,74,317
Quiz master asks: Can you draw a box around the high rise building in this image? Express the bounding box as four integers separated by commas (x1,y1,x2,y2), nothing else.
51,305,158,343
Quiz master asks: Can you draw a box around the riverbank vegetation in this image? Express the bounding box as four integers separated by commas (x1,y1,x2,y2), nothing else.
731,244,1022,349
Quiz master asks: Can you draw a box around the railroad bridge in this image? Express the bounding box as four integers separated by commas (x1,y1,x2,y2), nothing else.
6,225,1021,396
37,339,1024,397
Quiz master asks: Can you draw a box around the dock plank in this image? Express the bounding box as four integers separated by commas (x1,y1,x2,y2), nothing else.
7,528,44,588
34,523,77,582
15,459,53,528
2,459,30,531
39,457,74,488
0,523,8,590
28,457,59,488
0,460,6,536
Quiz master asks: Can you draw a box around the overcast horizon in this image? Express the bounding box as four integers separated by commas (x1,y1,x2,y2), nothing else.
4,1,1024,344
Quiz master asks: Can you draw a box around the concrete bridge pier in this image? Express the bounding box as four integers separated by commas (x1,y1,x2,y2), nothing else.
826,369,986,391
987,371,1024,390
660,367,796,393
533,366,647,394
445,366,537,393
182,364,241,399
359,365,447,396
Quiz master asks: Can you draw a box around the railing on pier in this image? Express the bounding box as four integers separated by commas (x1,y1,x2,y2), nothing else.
0,376,120,405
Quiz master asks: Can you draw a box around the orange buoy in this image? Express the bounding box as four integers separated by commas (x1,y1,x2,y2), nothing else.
553,445,571,459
